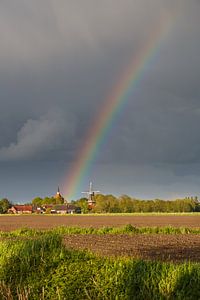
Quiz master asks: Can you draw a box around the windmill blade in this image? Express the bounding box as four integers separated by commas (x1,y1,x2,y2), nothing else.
82,182,100,208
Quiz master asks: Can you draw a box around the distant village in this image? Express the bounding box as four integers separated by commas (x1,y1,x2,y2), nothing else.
7,188,81,215
0,183,200,214
0,182,99,214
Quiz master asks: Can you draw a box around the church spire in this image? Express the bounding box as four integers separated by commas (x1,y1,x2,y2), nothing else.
54,186,66,203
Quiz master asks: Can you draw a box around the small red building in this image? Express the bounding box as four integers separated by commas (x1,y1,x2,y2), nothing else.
8,205,33,214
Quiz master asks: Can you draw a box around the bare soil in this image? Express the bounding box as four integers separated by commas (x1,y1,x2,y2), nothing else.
0,215,200,231
64,234,200,262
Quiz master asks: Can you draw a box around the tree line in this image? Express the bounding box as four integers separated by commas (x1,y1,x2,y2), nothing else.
0,195,200,214
73,195,200,213
31,197,65,206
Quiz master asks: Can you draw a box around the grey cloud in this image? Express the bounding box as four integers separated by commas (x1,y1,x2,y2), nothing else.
0,1,200,201
86,162,200,200
0,0,183,69
95,89,200,165
0,110,76,161
0,0,199,167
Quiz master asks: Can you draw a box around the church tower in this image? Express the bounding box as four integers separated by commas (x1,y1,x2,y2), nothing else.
54,186,66,204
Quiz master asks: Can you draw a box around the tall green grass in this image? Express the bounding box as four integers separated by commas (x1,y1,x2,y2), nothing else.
54,224,200,235
0,233,200,299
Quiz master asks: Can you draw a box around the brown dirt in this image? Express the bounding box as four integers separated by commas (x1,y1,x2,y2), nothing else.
64,234,200,262
0,215,200,231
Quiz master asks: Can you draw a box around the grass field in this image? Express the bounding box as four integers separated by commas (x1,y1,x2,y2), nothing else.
0,232,200,299
0,215,200,299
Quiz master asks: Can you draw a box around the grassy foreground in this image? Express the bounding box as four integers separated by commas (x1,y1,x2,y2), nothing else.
0,232,200,299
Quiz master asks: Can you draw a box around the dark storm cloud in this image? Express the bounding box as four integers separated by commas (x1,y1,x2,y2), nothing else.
0,1,200,201
0,109,76,161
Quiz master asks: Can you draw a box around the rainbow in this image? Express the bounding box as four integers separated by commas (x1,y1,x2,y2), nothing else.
64,14,174,199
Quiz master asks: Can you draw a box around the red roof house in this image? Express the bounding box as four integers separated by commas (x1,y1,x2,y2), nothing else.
8,205,33,214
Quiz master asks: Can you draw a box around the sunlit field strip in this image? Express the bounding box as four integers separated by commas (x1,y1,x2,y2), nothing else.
0,225,200,238
1,212,200,216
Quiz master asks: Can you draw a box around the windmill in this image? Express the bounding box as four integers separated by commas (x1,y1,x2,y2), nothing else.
82,182,100,208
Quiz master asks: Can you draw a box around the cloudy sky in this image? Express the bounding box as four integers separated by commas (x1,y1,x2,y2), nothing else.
0,1,200,202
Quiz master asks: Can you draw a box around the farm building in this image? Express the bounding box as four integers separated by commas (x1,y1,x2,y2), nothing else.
67,204,81,214
50,204,81,214
50,205,67,214
8,205,33,214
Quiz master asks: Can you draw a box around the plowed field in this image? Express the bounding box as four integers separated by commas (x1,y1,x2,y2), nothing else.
64,234,200,262
1,215,200,262
0,215,200,231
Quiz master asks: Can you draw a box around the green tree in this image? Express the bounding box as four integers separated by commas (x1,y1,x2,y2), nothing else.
106,195,119,213
119,195,134,213
73,198,89,214
0,198,11,214
92,194,119,213
92,194,107,213
32,197,43,206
